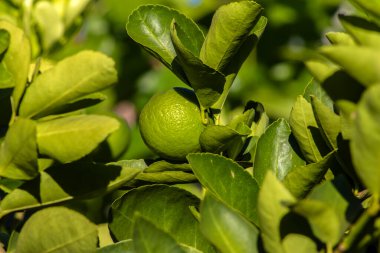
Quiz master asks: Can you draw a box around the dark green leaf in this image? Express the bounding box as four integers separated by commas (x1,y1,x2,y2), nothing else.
340,15,380,48
133,215,186,253
200,1,262,72
170,21,225,108
136,171,197,183
283,151,336,199
188,153,260,225
200,192,260,253
0,118,38,180
258,171,296,253
254,119,306,186
200,124,250,153
19,51,117,118
17,207,98,253
109,185,216,253
351,85,380,195
37,114,119,163
0,161,143,218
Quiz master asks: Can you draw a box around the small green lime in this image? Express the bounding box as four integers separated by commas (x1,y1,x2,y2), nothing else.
139,87,205,161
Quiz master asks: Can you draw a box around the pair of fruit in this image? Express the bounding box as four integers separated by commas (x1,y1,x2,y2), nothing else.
139,87,205,161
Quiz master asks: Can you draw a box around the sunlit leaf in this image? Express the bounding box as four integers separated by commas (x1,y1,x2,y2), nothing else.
340,15,380,48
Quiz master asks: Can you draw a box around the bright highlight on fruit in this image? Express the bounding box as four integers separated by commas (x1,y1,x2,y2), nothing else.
139,87,205,161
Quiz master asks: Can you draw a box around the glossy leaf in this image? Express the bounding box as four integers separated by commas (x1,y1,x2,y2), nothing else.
34,1,64,51
170,21,225,107
97,240,134,253
109,185,215,253
320,46,380,87
200,192,260,253
283,151,336,199
133,215,186,253
254,119,305,186
310,96,340,149
19,50,117,118
351,85,380,195
200,124,251,154
340,15,380,48
289,96,329,163
37,114,119,163
188,153,260,225
0,118,38,180
200,1,262,72
0,161,143,218
0,21,30,109
126,5,204,81
17,207,98,253
258,171,296,253
325,32,356,45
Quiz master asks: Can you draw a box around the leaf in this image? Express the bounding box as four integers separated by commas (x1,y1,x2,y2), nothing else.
136,171,197,183
303,80,334,110
254,119,306,186
320,46,380,87
258,171,296,253
282,234,318,253
340,15,380,49
200,1,262,72
97,240,134,253
289,96,330,163
19,50,117,118
109,185,216,253
16,207,98,253
349,0,380,23
34,1,64,51
351,85,380,195
291,199,340,245
283,151,336,199
325,32,356,45
200,192,260,253
310,96,340,149
0,160,143,218
0,118,38,180
337,100,356,140
133,215,186,253
64,0,91,28
187,153,260,225
37,114,119,163
126,5,204,82
0,29,10,54
200,124,251,154
170,21,225,108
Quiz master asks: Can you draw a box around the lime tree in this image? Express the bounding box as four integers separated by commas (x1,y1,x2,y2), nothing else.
139,87,205,161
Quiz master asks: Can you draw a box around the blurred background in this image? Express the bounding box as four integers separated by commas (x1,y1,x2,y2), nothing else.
1,0,353,160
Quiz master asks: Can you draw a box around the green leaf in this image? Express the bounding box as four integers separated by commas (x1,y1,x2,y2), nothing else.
320,46,380,87
19,50,117,118
34,1,64,51
0,118,38,180
254,119,306,186
0,160,142,218
187,153,260,225
340,15,380,49
289,96,330,163
170,21,225,108
351,85,380,195
283,151,336,199
200,192,260,253
337,100,356,140
291,199,340,245
349,0,380,23
310,96,340,149
109,185,216,253
64,0,91,28
16,207,98,253
303,80,334,110
126,5,204,82
37,114,119,163
200,1,262,72
7,230,19,253
258,171,296,253
282,234,318,253
97,240,134,253
325,32,356,45
145,160,191,172
133,215,186,253
136,171,197,183
200,124,251,154
0,29,10,54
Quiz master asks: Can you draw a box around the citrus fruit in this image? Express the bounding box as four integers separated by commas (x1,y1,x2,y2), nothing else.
139,87,205,161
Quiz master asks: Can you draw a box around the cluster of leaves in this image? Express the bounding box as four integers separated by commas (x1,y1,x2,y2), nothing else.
2,1,380,253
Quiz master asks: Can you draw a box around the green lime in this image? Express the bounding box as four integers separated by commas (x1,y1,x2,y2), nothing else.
139,87,205,161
